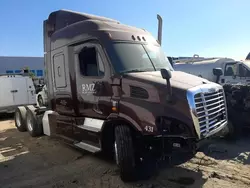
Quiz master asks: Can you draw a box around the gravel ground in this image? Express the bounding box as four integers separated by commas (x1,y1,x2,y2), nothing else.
1,115,250,188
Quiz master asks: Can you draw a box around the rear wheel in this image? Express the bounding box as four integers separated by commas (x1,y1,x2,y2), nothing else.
15,107,27,132
26,107,43,137
115,125,137,182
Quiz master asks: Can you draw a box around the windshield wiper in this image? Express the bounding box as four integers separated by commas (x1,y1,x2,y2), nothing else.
120,68,154,74
120,69,147,74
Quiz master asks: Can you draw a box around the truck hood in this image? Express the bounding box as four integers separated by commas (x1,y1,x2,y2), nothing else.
120,70,208,137
124,70,211,90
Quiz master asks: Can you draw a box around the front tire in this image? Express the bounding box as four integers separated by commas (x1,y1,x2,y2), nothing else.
115,125,137,182
26,107,43,137
15,107,27,132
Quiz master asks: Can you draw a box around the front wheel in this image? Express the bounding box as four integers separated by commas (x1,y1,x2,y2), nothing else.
115,125,137,182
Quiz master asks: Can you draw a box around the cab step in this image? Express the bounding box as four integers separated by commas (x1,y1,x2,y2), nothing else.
77,117,104,133
74,141,101,153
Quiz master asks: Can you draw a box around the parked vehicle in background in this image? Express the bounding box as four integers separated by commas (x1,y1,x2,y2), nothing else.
36,84,48,107
14,10,229,181
168,55,206,65
0,74,36,113
173,57,250,85
35,84,44,94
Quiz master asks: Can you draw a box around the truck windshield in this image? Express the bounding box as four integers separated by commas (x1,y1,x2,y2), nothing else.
109,42,174,74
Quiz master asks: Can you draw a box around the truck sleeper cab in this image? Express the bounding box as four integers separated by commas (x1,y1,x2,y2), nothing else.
14,10,228,182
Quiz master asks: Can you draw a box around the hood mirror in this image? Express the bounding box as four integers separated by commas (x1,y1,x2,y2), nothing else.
213,68,223,83
160,69,172,103
160,69,172,80
213,68,223,76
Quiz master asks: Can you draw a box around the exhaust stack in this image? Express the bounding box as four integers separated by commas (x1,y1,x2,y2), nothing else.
157,14,162,45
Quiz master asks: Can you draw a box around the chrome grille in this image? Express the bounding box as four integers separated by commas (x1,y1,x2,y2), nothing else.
187,83,228,139
194,89,227,137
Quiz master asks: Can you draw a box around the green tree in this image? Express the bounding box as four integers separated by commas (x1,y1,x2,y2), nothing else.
22,66,36,79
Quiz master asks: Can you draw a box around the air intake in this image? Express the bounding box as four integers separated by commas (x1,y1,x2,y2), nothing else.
130,86,149,99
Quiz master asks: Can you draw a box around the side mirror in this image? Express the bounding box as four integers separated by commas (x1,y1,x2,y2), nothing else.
213,68,223,76
213,68,223,83
160,69,172,80
160,69,172,103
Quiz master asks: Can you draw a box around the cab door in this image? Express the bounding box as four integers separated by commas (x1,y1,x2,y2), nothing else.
74,41,113,118
72,40,113,142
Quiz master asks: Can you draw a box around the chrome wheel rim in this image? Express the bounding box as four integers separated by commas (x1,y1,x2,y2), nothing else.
27,113,33,131
15,112,21,127
114,141,119,165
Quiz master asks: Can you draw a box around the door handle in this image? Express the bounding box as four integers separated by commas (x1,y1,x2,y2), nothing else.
57,66,61,77
11,90,18,93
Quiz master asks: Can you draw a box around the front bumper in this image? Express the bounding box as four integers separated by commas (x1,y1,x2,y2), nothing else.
196,120,228,150
150,120,228,155
202,119,228,138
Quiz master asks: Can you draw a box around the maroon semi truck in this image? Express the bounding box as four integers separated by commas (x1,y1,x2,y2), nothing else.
14,10,229,181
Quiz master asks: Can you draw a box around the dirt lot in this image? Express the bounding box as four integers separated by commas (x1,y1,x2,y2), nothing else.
1,116,250,188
